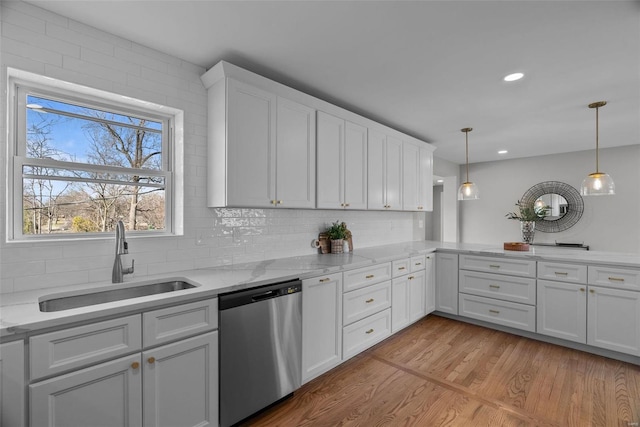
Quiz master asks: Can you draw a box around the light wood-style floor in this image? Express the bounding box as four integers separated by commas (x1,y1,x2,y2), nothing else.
244,315,640,427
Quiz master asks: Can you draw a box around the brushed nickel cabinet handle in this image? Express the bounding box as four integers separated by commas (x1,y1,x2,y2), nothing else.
489,309,500,314
319,278,331,283
489,265,500,269
365,329,374,334
414,262,422,266
365,298,374,303
366,274,374,279
554,272,568,276
608,277,625,282
398,266,406,271
489,284,500,289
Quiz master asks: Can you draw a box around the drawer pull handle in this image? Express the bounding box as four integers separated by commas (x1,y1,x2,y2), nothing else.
580,288,585,292
365,329,374,334
319,278,331,283
608,277,625,282
131,362,140,370
489,285,500,289
489,309,500,314
554,272,568,276
366,274,375,279
147,357,156,364
408,276,415,280
398,267,406,270
365,298,374,303
489,265,500,269
415,262,422,266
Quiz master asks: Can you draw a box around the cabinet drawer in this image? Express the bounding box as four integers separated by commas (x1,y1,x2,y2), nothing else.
392,259,411,277
343,262,392,292
343,308,391,359
30,315,142,381
459,270,536,305
459,255,536,278
143,298,218,347
588,265,640,291
343,281,391,325
459,294,536,332
538,262,587,283
410,255,426,273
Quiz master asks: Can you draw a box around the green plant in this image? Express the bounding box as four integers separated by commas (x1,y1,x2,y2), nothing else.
505,200,548,222
326,220,347,240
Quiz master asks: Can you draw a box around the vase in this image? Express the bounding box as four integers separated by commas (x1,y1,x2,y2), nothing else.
520,221,536,243
330,239,344,254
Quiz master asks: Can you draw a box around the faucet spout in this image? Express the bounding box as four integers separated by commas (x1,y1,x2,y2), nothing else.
112,220,134,283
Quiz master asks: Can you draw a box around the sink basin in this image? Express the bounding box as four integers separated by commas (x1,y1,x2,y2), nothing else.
39,280,197,312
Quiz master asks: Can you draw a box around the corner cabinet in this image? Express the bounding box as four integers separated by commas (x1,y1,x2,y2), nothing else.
206,77,316,208
316,111,368,210
435,252,459,314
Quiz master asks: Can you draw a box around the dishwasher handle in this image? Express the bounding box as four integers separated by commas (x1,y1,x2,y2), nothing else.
252,289,279,302
219,279,302,310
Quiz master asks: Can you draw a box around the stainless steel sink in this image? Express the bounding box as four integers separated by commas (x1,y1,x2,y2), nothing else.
39,280,197,312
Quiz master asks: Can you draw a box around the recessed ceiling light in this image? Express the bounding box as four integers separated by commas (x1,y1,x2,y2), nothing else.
503,72,524,82
436,179,444,183
498,150,508,154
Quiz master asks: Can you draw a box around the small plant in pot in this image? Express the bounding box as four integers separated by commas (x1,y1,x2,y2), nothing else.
326,221,348,253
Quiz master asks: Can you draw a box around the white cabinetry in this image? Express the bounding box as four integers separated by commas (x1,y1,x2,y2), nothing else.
424,254,436,314
1,340,25,427
368,130,402,210
587,285,640,355
316,111,367,210
207,78,315,208
302,273,343,383
342,263,392,359
391,257,426,333
402,142,434,211
458,255,536,332
29,299,219,427
435,252,458,314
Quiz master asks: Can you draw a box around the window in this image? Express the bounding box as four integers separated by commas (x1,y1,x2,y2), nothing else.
9,73,177,240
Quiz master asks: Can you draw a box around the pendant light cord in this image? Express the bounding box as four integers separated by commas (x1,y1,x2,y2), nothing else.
595,105,600,173
465,130,470,182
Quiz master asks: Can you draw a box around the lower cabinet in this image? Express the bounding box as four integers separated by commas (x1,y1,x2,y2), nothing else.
537,279,587,343
1,340,25,427
587,285,640,355
301,273,343,384
435,252,458,314
425,254,435,314
28,298,219,427
392,269,425,333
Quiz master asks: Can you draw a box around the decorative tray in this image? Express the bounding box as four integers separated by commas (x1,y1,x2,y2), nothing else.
504,242,530,251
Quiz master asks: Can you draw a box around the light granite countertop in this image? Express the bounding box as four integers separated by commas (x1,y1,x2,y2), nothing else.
2,240,638,338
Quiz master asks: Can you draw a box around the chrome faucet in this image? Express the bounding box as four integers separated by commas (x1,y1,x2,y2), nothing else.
112,220,134,283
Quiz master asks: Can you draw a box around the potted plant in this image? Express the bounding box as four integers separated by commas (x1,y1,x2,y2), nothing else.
505,200,548,243
325,221,347,253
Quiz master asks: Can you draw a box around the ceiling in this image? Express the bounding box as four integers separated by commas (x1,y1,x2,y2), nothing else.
24,0,640,164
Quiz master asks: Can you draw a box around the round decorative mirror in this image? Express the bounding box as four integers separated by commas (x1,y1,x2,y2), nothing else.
520,181,583,232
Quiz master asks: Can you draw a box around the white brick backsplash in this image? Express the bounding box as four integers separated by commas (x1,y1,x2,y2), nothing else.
0,2,425,294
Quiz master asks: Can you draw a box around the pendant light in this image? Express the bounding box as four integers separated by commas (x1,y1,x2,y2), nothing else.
581,101,615,196
458,127,479,200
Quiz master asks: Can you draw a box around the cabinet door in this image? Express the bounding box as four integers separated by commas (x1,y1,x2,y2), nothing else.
1,341,25,427
143,331,218,427
436,252,459,314
343,121,368,209
587,286,640,356
30,354,142,427
537,280,587,344
385,136,403,211
425,255,436,314
408,270,426,322
227,79,276,207
316,111,344,209
302,274,343,383
418,146,433,212
402,142,420,211
367,129,386,210
276,97,316,208
391,275,410,333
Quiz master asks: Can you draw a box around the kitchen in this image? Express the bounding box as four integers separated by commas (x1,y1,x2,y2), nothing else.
1,1,639,426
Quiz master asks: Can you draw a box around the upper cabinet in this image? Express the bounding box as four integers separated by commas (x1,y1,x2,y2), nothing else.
316,111,367,210
201,61,434,210
368,130,403,211
206,78,315,208
402,141,434,212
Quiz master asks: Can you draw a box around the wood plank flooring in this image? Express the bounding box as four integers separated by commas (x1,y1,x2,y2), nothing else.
243,315,640,427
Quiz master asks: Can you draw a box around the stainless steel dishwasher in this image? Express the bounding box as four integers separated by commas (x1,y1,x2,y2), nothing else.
219,279,302,427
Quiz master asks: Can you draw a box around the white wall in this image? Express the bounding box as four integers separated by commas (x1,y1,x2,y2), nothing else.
459,145,640,253
0,2,422,294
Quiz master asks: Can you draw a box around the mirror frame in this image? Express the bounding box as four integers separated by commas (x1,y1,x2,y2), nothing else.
520,181,584,233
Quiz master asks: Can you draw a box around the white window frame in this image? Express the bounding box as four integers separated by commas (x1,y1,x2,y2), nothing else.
7,69,183,241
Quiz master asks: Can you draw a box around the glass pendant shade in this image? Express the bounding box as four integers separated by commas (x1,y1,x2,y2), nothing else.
458,127,479,200
458,181,479,200
581,101,615,196
581,172,615,196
